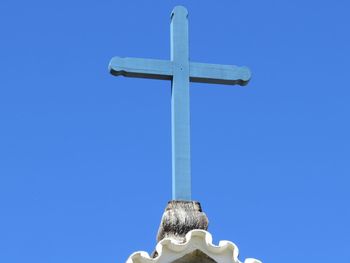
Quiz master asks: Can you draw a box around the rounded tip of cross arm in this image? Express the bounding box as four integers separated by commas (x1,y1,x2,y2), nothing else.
239,66,252,86
108,56,123,76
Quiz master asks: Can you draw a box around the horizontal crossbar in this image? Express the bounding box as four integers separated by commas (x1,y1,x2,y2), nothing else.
109,57,251,85
109,57,173,80
190,62,251,86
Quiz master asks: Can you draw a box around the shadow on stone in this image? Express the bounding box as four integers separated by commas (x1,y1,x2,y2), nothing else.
172,249,217,263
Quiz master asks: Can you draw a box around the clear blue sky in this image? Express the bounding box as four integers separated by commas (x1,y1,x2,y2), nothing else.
1,0,349,262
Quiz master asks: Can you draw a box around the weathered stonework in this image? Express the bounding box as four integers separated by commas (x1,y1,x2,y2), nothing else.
156,200,209,243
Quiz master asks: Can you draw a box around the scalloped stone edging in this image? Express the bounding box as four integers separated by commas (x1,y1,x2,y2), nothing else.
127,230,261,263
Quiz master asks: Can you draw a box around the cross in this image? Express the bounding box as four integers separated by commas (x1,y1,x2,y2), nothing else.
108,6,251,201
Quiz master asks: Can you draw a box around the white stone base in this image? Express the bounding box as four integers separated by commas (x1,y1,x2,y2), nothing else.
127,230,261,263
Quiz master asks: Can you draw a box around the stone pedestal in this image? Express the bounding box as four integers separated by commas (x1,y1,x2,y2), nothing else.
156,200,209,243
127,201,261,263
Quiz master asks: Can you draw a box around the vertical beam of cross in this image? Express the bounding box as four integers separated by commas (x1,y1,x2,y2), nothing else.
170,7,191,200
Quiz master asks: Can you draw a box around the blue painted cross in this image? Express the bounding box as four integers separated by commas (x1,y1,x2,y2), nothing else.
108,6,251,201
